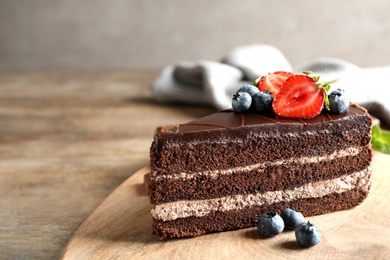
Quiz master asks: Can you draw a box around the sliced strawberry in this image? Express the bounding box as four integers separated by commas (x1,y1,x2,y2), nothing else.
256,71,294,95
273,74,326,119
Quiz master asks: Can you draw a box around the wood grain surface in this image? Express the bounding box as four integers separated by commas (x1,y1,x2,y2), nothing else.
60,151,390,260
0,72,214,259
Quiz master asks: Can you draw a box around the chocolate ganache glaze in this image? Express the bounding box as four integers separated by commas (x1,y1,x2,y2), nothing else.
153,103,372,152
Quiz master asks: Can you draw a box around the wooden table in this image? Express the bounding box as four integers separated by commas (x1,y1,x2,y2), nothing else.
0,71,215,259
1,72,389,259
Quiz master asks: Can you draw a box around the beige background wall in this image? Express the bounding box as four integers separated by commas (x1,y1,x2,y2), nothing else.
1,0,390,71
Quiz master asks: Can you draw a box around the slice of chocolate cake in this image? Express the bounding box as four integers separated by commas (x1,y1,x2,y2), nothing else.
148,103,372,239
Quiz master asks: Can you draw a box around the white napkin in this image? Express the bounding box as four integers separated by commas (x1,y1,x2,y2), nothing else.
151,44,390,126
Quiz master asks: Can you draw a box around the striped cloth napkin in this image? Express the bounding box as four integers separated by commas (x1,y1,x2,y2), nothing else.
151,44,390,126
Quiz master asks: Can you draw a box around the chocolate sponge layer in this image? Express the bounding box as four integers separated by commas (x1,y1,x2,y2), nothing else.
152,188,369,239
149,148,372,204
150,106,372,175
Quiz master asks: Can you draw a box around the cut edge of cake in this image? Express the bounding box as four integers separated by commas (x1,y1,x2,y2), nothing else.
147,103,373,239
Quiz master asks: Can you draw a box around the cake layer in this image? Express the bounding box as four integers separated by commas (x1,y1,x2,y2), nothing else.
150,147,372,204
151,166,371,222
148,103,373,239
152,188,369,239
150,105,372,175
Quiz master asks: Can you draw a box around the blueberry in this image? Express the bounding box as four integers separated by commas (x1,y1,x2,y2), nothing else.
257,212,284,237
251,90,274,114
232,92,252,113
281,207,305,229
295,221,321,247
328,89,350,114
236,84,260,97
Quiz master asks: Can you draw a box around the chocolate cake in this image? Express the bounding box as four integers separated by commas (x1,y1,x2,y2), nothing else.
147,103,372,239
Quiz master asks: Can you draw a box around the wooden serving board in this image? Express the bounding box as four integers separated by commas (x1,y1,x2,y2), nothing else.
61,151,390,259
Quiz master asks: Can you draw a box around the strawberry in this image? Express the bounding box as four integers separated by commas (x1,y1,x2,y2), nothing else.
272,72,336,119
255,71,294,95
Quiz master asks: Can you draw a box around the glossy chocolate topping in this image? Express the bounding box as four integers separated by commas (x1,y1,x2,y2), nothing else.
158,103,368,134
153,104,372,152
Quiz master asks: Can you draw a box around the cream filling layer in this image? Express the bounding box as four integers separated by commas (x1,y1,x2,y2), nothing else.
151,166,371,222
152,147,363,180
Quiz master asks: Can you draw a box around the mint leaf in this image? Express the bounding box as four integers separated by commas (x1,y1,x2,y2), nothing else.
372,125,390,154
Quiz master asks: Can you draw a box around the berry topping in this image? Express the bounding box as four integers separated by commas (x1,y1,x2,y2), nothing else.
281,207,305,229
236,84,260,97
273,72,336,119
232,71,340,119
328,88,350,114
255,71,294,95
252,90,274,114
257,212,284,237
295,221,321,248
232,92,252,113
